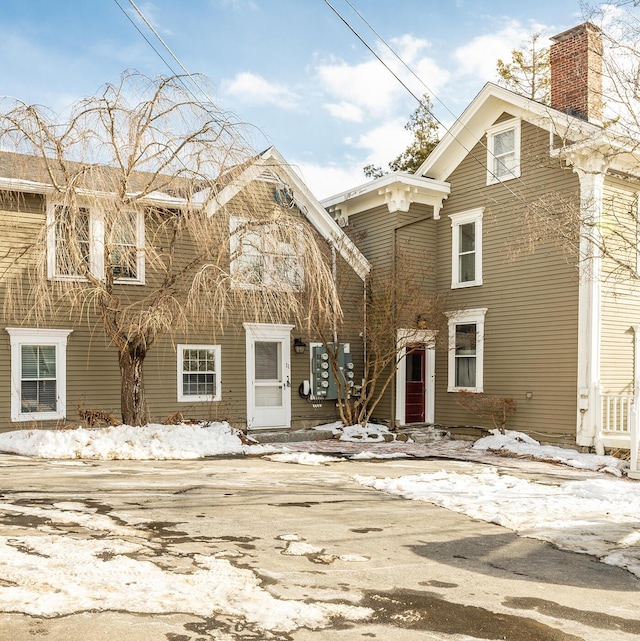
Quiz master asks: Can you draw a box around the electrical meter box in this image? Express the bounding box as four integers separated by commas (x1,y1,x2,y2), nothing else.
310,343,354,400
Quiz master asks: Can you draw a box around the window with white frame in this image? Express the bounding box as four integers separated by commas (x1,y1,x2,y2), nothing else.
447,308,487,392
636,193,640,277
47,200,145,284
487,119,521,184
108,209,145,282
229,217,303,290
6,328,72,422
177,344,221,402
450,208,483,288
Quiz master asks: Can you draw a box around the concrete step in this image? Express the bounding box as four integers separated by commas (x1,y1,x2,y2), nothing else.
399,424,450,444
248,429,336,444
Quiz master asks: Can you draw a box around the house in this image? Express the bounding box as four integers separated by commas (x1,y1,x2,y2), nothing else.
0,145,370,432
323,23,640,471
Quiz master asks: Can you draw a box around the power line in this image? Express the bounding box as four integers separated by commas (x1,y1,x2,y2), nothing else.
322,0,531,206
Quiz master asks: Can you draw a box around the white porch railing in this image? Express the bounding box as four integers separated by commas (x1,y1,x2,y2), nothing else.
601,392,638,475
602,393,633,435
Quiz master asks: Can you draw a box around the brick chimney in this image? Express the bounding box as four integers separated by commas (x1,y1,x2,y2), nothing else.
550,23,603,122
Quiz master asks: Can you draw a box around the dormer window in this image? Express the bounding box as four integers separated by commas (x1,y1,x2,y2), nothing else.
487,119,521,184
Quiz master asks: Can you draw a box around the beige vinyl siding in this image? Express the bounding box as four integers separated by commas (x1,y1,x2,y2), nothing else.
600,176,640,395
434,118,581,443
346,203,437,424
0,183,364,431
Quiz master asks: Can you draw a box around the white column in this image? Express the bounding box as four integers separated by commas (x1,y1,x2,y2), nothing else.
631,326,640,474
573,155,607,450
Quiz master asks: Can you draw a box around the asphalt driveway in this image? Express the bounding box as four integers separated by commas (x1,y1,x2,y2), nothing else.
0,452,638,641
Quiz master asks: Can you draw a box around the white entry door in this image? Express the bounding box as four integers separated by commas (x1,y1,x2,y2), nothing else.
244,323,293,429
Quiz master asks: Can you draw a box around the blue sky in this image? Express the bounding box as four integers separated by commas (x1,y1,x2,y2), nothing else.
0,0,605,197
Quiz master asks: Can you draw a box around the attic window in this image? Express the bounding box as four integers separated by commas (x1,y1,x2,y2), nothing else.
229,216,304,291
486,119,521,184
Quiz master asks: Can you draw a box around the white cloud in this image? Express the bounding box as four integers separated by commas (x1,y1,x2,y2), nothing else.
292,118,413,199
222,71,299,108
316,58,399,118
353,117,412,167
293,160,368,200
323,102,364,122
315,35,449,121
388,34,431,63
453,21,544,81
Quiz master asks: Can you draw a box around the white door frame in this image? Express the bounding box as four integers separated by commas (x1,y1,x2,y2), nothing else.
244,323,293,430
395,329,436,425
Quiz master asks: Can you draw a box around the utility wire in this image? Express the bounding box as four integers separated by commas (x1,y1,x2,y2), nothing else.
112,0,181,78
324,0,538,208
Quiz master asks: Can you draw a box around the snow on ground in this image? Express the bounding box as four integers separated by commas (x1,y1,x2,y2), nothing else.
0,421,403,460
356,466,640,578
0,502,371,629
1,422,640,585
474,429,628,476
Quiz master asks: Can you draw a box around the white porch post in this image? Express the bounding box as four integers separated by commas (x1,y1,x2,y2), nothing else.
573,155,607,452
630,326,640,477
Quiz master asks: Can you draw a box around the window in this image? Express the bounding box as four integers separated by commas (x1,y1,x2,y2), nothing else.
177,344,221,402
47,200,144,284
230,217,303,290
7,328,72,422
450,209,483,288
447,308,487,392
108,209,145,282
487,119,521,184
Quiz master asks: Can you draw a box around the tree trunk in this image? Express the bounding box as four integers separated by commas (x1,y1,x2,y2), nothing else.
119,346,149,426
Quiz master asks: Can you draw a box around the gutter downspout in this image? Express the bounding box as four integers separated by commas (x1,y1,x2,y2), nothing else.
392,213,433,426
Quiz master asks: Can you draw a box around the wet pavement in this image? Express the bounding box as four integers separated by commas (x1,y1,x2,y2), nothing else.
0,445,638,640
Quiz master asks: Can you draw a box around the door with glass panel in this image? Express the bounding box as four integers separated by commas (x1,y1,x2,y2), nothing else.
404,346,426,423
245,324,292,429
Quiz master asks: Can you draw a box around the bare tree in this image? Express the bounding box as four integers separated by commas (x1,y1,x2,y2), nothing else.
314,247,448,427
496,32,551,103
0,72,341,426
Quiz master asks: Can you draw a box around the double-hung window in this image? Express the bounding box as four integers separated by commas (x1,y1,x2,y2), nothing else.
229,217,303,290
7,328,72,422
487,119,521,184
450,209,483,288
177,345,221,402
447,308,487,392
49,204,95,280
108,209,145,283
47,200,145,284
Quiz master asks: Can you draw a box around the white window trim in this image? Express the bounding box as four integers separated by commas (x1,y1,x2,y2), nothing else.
447,308,487,393
636,193,640,277
177,344,221,403
229,216,303,291
450,208,483,289
6,327,72,422
46,199,145,285
111,208,146,285
486,119,521,185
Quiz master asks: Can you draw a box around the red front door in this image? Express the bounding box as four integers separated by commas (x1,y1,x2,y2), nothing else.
405,347,426,423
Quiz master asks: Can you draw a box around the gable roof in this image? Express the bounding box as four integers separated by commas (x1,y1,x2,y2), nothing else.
209,146,371,280
416,82,605,182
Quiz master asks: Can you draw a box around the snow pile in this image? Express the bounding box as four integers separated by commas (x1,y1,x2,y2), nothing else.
0,422,247,460
474,429,628,476
266,452,346,465
330,423,408,442
356,467,640,578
